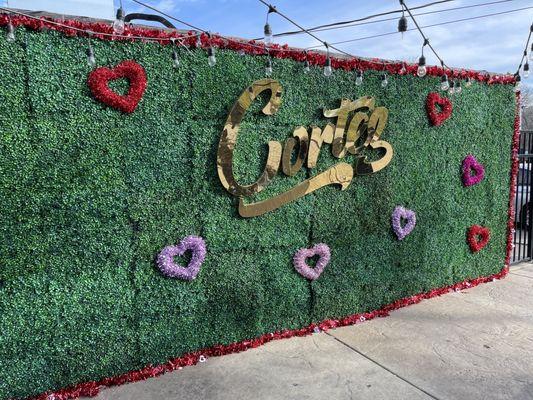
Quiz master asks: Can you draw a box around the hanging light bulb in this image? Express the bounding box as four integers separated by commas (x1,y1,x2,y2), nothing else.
6,21,15,42
113,7,125,35
417,55,427,77
324,57,333,77
465,77,473,87
323,44,333,77
448,80,455,95
86,43,96,67
303,60,310,73
265,57,273,76
530,43,533,61
208,46,216,67
399,63,407,75
355,69,363,86
440,74,449,91
454,80,462,94
196,32,202,48
524,62,530,79
381,73,388,88
170,38,179,68
514,74,521,93
264,22,272,45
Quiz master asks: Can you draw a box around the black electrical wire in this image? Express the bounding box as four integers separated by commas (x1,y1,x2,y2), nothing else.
291,0,519,37
516,23,533,76
130,0,205,32
305,5,533,50
255,0,454,40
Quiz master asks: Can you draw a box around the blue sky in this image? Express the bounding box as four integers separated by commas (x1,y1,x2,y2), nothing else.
11,0,533,77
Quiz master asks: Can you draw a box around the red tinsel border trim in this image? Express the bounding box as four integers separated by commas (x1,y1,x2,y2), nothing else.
0,13,515,85
505,91,521,267
28,267,510,400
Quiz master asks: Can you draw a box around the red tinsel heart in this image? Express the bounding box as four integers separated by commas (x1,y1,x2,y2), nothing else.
426,92,452,126
87,60,147,114
467,225,490,252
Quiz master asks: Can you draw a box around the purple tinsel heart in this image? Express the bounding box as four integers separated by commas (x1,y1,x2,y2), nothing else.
157,235,207,280
462,154,485,187
392,206,416,241
293,243,331,281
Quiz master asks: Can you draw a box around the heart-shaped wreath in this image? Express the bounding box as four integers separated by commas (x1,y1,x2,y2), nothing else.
467,225,490,253
87,60,147,114
293,243,331,280
426,92,452,126
157,235,207,280
462,154,485,187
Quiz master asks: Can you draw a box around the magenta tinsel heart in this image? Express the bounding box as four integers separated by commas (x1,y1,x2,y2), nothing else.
293,243,331,280
157,235,207,280
462,154,485,187
392,206,416,240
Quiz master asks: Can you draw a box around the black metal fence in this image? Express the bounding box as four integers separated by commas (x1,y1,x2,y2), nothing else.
512,130,533,264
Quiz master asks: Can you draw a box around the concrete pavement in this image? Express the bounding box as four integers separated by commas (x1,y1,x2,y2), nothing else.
89,262,533,400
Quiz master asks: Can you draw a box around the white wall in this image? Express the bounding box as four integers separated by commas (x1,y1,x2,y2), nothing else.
8,0,115,20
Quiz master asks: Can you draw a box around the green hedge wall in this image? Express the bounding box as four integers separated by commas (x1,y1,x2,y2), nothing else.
0,26,515,399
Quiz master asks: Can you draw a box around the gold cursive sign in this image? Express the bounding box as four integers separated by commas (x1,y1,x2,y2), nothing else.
217,79,393,217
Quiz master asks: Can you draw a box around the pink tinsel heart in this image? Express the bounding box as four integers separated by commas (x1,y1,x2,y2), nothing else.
293,243,331,281
462,154,485,187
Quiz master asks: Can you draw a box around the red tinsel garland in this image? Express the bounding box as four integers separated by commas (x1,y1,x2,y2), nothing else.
0,13,516,85
467,225,491,252
426,92,453,126
87,60,147,113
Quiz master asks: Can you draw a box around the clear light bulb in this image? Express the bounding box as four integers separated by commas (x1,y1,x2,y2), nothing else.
264,23,272,45
6,22,15,42
381,74,388,88
172,49,180,68
208,47,216,67
86,46,96,67
355,70,363,86
303,60,310,73
524,63,530,79
454,81,462,94
417,65,427,77
515,81,521,93
265,58,273,76
465,77,473,87
530,44,533,61
399,64,407,75
196,33,202,48
323,57,332,77
113,8,125,35
440,75,449,91
448,81,455,95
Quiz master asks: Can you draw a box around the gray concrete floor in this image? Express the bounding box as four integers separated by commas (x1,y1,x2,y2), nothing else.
88,263,533,400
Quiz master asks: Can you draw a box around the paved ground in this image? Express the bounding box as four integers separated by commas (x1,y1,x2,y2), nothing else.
89,262,533,400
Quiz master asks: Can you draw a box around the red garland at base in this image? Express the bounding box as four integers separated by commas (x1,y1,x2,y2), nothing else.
29,266,509,400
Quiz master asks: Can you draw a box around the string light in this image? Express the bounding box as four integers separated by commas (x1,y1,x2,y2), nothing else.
86,34,96,67
440,74,449,91
381,72,389,88
196,32,202,48
355,69,363,86
264,5,276,45
514,73,521,92
113,3,126,34
399,62,407,75
524,61,530,79
6,20,15,42
323,43,332,77
303,51,310,73
530,42,533,61
398,0,407,38
465,77,473,87
448,80,455,95
170,38,179,68
265,52,273,76
454,79,462,94
417,39,428,78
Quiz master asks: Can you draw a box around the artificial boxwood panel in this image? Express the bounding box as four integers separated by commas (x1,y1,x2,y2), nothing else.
0,26,515,400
